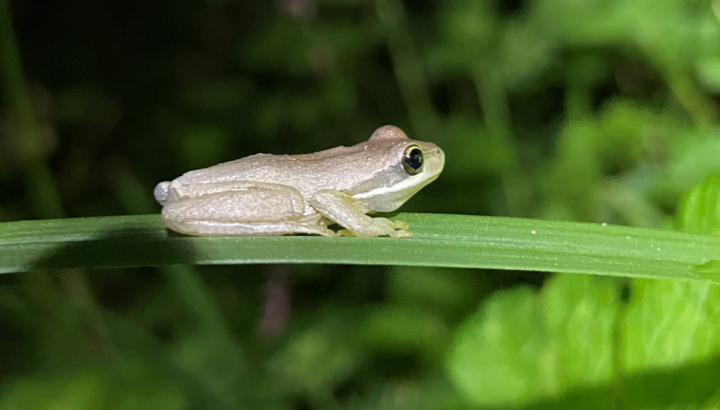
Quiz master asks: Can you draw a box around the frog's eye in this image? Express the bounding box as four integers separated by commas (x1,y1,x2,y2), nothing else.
402,145,424,175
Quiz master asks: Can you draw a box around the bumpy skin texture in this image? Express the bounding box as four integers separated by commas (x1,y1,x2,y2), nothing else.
155,125,445,237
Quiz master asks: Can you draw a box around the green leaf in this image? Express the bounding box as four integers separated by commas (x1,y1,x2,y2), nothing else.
446,174,720,409
678,173,720,237
697,56,720,92
447,287,546,406
266,313,363,398
362,305,451,361
447,275,617,408
386,266,480,319
447,272,720,409
0,358,187,410
1,213,719,283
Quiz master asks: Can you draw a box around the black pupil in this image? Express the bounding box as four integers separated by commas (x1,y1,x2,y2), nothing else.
406,148,423,170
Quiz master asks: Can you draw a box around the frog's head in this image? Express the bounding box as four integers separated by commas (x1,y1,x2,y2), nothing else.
353,125,445,212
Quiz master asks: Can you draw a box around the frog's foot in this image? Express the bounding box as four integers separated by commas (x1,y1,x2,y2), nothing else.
366,217,412,238
335,218,411,238
392,220,410,231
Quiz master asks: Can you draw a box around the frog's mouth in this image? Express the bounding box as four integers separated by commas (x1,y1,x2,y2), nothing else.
353,147,445,211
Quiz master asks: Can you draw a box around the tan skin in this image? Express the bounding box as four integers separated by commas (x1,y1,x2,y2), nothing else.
155,125,445,237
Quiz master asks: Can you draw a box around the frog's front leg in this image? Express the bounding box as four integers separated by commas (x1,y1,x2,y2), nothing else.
161,181,334,237
308,190,411,238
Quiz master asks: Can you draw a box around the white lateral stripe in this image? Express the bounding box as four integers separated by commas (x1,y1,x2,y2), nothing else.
353,175,424,199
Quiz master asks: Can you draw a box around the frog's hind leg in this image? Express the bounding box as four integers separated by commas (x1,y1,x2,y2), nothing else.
161,185,333,237
171,219,334,237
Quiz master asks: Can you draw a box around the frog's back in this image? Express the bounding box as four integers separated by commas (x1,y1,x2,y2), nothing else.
180,153,295,183
174,145,371,196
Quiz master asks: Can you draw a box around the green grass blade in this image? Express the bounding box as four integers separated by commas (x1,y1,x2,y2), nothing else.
0,213,718,280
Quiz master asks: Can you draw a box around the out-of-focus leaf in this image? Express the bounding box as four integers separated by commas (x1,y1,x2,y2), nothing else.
0,358,186,410
540,99,683,221
542,275,618,390
667,134,720,195
447,275,617,408
447,287,545,406
362,305,451,361
344,376,465,410
678,173,720,236
618,172,720,408
447,174,720,408
425,0,498,74
266,314,363,396
386,266,481,319
621,279,720,373
697,57,720,92
497,22,557,90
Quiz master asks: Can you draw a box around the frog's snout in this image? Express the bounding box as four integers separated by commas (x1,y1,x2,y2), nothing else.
424,146,445,177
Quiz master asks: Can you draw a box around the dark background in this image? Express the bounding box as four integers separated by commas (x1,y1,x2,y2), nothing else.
1,0,720,408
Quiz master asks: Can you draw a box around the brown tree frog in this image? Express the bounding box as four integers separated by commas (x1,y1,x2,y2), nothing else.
154,125,444,237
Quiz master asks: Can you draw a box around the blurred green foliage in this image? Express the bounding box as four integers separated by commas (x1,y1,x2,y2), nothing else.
1,0,720,408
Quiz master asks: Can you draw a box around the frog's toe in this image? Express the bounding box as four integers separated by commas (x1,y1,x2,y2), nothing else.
389,228,412,238
391,220,410,231
373,218,413,238
335,229,355,237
